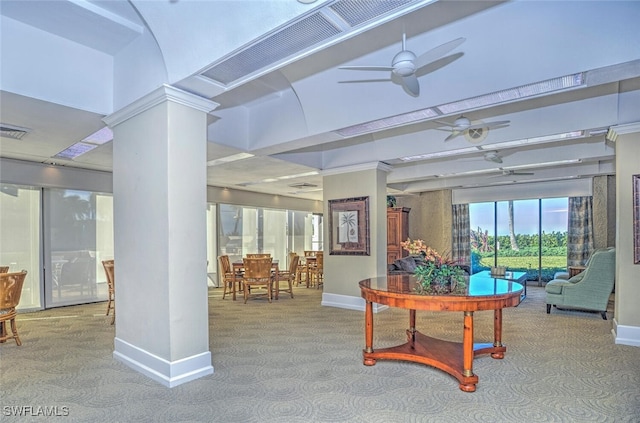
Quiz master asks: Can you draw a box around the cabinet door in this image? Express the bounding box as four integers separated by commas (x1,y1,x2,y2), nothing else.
387,212,400,246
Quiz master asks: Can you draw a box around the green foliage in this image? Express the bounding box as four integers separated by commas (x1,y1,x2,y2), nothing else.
414,262,467,294
470,226,569,281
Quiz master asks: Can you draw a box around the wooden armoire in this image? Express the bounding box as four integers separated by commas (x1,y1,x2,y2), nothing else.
387,207,410,264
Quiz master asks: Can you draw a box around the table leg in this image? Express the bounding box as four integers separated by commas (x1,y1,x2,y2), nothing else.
407,309,416,345
232,275,236,301
274,265,279,300
460,311,476,392
491,308,505,359
363,300,376,365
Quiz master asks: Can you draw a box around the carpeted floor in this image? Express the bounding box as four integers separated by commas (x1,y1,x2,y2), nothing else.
1,284,638,422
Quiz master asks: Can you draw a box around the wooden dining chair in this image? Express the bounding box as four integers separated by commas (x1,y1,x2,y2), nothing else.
296,251,315,286
246,253,271,258
218,255,241,300
274,254,298,299
0,270,28,346
0,266,9,273
242,257,273,303
308,251,324,289
102,260,115,325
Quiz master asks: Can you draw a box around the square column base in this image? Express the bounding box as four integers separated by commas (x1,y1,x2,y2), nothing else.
114,338,213,388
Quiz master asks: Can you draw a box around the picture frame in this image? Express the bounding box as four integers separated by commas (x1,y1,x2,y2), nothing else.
634,175,640,264
328,196,370,256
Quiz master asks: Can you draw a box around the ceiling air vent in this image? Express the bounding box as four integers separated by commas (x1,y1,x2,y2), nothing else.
0,123,31,140
202,12,341,85
329,0,416,27
288,182,318,189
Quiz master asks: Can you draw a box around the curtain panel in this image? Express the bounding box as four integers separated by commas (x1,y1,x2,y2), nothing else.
451,204,470,268
567,196,594,266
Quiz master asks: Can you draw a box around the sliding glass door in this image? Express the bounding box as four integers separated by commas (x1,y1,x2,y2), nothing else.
217,204,323,272
470,198,568,282
0,184,42,311
44,189,113,307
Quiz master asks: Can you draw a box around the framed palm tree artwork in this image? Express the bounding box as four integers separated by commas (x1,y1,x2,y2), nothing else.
329,196,370,255
634,175,640,264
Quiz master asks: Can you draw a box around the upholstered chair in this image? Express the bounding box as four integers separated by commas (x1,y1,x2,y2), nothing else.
545,248,615,319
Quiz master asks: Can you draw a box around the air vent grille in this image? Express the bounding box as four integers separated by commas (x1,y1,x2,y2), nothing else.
202,13,341,85
0,123,31,140
329,0,415,27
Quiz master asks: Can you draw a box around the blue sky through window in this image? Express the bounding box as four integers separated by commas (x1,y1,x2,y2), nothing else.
470,197,568,235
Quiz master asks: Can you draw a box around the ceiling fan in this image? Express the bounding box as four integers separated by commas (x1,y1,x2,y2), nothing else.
483,151,504,164
491,168,535,177
338,35,465,97
435,115,510,142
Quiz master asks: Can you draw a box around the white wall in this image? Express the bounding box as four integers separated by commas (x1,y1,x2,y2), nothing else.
613,130,640,347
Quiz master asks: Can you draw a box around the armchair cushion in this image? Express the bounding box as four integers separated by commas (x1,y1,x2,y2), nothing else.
553,271,570,280
567,273,585,284
545,280,573,295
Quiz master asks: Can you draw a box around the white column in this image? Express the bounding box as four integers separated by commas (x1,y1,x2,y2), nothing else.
104,85,218,387
612,122,640,347
321,162,391,311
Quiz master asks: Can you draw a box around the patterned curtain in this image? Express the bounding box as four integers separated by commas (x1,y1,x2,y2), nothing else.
567,196,594,266
451,204,470,268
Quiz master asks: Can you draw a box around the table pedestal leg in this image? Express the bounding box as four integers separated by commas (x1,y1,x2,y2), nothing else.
460,311,476,392
407,309,416,345
363,300,376,365
491,308,504,359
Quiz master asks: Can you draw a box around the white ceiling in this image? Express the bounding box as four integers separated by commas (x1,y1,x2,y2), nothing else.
1,0,639,202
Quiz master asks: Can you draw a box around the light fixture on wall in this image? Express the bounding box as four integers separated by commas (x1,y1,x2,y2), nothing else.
605,127,618,143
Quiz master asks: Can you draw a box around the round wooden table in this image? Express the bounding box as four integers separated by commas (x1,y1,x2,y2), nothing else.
359,274,523,392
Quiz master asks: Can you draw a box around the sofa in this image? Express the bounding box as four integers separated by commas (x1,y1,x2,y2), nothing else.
388,255,470,276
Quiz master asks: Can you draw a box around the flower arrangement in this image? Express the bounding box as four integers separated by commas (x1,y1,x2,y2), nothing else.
407,245,467,294
400,238,441,261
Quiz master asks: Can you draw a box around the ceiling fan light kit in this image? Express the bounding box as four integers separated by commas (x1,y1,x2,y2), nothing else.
436,114,510,142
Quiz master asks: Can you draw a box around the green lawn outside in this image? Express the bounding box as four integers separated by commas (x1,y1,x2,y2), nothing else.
478,256,567,281
479,256,566,269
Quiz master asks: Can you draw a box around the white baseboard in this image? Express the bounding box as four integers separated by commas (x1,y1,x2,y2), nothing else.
114,337,213,387
611,319,640,347
321,292,388,313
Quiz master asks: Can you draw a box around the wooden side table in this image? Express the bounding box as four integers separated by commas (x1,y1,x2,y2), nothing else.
568,266,586,277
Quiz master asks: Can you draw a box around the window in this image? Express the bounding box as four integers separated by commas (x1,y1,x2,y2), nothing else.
0,184,41,310
217,204,322,269
470,198,568,282
44,189,113,307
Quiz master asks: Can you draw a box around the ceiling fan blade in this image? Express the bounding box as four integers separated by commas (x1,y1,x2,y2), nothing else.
401,75,420,97
483,120,510,129
339,65,394,72
338,79,392,84
415,37,466,70
464,120,511,131
444,131,462,142
434,120,454,127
